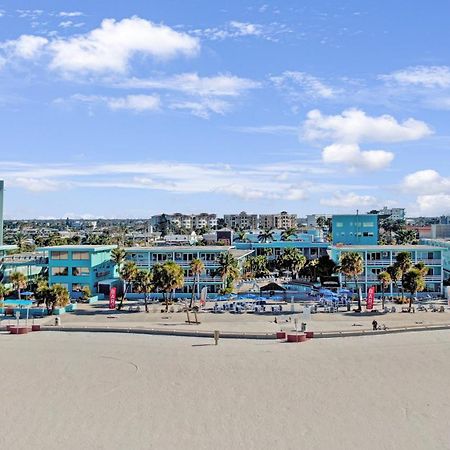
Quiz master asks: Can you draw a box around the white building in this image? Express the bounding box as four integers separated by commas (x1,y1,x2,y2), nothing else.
224,212,258,230
378,207,405,221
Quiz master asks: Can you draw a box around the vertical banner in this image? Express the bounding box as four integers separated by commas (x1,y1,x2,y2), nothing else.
109,287,117,309
200,287,207,306
366,286,375,310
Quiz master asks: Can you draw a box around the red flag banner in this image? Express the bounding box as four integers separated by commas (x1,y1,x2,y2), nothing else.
109,287,117,310
366,286,375,310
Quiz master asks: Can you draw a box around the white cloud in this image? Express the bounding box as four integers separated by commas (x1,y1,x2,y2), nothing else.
191,21,290,41
271,71,337,99
59,11,83,17
0,160,318,201
402,169,450,194
48,16,199,73
65,93,160,112
120,73,260,97
320,192,377,208
107,94,160,111
301,108,432,171
303,108,432,144
415,194,450,215
59,21,73,28
321,143,394,171
381,66,450,88
170,98,230,118
0,34,48,59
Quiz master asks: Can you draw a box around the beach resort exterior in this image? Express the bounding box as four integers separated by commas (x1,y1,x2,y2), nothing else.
330,244,444,296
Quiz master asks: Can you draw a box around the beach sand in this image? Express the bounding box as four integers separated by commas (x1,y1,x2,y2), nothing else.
1,330,449,450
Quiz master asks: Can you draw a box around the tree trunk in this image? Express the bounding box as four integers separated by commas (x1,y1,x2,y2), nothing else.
381,285,385,310
354,276,361,311
144,292,149,313
409,291,414,311
165,292,169,312
189,279,196,309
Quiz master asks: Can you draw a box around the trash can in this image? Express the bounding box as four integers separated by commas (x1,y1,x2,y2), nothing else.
55,317,61,326
301,322,307,332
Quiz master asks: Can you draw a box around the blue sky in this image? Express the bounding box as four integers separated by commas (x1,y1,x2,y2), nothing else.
0,0,449,219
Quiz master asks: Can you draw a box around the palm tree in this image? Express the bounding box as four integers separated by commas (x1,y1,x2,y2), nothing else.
134,270,153,313
0,283,7,305
387,264,402,298
189,258,205,308
15,232,28,252
307,258,319,282
278,248,306,279
152,262,184,312
111,247,126,295
316,216,326,228
258,229,274,243
403,268,425,311
414,261,429,277
340,252,364,311
281,227,297,241
216,253,240,294
234,230,248,243
118,261,138,310
377,271,391,310
46,284,70,315
9,271,27,300
395,252,413,300
395,229,418,245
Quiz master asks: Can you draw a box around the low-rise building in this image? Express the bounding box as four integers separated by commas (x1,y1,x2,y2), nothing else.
378,207,406,221
332,214,378,245
330,244,444,296
124,246,252,296
39,245,117,296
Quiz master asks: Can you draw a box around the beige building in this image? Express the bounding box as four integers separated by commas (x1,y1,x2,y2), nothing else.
224,212,258,230
259,211,297,229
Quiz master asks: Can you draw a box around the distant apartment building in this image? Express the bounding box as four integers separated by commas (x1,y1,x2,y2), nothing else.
259,211,297,230
378,207,406,222
151,213,217,230
224,212,258,230
306,214,332,228
431,224,450,239
332,214,379,245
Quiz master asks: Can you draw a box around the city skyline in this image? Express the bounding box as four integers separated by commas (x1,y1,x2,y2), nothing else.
0,1,449,219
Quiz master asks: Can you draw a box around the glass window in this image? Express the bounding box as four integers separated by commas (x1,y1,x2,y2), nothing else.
72,252,90,260
72,267,90,276
335,222,343,227
51,266,68,276
72,283,89,292
363,222,374,227
51,251,68,260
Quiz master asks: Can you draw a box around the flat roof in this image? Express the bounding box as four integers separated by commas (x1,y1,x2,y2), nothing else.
125,246,233,251
230,249,254,259
0,245,18,251
331,245,444,251
38,245,117,252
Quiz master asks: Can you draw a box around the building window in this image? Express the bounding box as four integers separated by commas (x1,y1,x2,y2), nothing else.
335,222,343,227
362,222,374,227
72,283,89,292
72,252,90,260
72,267,90,276
51,251,68,260
51,267,69,276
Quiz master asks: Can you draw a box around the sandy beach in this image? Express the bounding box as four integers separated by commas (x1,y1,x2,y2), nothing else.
1,330,449,450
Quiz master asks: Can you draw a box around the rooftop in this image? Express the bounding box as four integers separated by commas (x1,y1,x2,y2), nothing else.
331,245,444,251
125,246,234,252
38,245,117,252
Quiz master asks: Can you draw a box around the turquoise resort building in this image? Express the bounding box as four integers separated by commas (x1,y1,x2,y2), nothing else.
39,245,118,296
332,214,378,245
125,246,252,296
0,213,448,299
330,244,444,296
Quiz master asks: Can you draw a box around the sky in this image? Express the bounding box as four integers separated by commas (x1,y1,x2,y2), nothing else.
0,0,449,219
